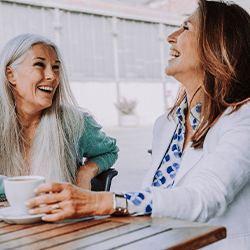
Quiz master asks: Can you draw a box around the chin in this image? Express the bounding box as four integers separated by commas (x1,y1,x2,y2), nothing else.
165,67,175,76
39,102,53,110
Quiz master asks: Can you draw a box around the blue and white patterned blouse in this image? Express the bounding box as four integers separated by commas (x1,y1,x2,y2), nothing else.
123,97,202,215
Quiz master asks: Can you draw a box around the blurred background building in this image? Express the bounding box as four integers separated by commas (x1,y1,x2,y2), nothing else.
0,0,249,127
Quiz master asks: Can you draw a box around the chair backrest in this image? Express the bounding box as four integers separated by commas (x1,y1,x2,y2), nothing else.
91,168,118,191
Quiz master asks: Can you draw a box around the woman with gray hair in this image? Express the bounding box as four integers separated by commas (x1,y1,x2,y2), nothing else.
0,33,119,195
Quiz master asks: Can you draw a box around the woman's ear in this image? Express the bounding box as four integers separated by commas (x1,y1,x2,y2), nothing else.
5,66,16,86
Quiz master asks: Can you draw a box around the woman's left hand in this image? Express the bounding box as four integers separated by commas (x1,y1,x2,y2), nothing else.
25,182,114,222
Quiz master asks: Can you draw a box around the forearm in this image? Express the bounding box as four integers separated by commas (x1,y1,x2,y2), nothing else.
87,152,118,175
75,161,99,190
123,189,153,216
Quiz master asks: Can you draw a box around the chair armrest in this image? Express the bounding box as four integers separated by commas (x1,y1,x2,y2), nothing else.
91,168,118,191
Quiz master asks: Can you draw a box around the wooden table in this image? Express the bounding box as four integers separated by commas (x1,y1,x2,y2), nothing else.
0,201,226,250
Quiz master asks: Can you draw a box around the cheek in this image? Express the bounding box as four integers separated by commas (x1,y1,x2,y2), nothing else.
19,67,35,79
53,77,60,92
180,42,200,64
18,70,43,84
178,33,198,54
55,75,60,86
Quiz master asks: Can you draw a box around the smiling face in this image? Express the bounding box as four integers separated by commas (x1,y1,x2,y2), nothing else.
165,11,203,87
6,43,60,116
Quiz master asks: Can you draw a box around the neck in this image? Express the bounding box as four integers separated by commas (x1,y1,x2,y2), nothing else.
187,86,202,110
16,107,42,144
16,107,42,167
176,73,204,110
17,108,42,128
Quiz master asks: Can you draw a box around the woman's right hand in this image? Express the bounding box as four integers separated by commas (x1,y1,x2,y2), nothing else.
25,183,114,222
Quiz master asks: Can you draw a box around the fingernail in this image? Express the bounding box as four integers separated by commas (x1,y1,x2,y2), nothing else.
29,209,34,214
42,216,46,220
34,188,38,193
25,201,30,207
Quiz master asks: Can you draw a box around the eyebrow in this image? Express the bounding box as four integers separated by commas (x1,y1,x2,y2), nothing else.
34,57,61,64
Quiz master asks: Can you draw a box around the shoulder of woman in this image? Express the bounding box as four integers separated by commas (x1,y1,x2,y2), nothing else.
81,112,101,129
209,102,250,133
154,112,176,128
60,106,95,124
155,112,175,124
153,112,176,137
222,102,250,120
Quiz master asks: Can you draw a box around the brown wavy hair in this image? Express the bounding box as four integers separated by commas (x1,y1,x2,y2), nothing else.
168,0,250,149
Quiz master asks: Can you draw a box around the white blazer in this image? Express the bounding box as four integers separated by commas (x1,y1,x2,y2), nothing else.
141,102,250,250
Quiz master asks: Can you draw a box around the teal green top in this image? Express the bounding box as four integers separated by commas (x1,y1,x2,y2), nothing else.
0,113,119,196
78,112,119,175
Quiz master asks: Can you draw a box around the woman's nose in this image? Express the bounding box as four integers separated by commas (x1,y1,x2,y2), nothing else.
45,66,56,81
167,30,180,44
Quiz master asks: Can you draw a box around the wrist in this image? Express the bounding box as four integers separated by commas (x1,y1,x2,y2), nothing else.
95,192,115,216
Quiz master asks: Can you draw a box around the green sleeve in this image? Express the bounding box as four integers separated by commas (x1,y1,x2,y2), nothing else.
78,113,119,175
0,175,7,196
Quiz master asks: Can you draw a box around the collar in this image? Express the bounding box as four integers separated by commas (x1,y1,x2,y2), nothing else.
175,96,202,131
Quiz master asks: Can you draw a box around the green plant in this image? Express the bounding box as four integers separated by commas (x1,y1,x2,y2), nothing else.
115,97,137,115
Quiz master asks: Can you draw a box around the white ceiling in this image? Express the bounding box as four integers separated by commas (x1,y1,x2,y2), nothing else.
233,0,250,12
114,0,151,4
114,0,250,13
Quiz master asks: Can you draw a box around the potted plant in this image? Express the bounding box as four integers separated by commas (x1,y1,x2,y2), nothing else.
115,97,138,127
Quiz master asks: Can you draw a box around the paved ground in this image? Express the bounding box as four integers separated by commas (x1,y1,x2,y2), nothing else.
103,126,154,192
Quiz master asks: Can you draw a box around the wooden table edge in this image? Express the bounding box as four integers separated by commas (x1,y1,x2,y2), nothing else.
166,226,226,250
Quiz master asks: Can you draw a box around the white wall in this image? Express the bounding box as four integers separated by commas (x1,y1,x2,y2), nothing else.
234,0,250,13
70,81,179,126
71,81,118,126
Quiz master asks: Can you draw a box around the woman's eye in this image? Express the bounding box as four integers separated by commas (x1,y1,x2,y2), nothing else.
52,65,60,70
35,62,45,68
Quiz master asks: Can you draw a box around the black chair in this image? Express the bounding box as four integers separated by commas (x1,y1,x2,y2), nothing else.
91,168,118,191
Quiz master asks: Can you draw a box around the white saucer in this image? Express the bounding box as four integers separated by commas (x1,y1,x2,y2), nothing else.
0,207,44,224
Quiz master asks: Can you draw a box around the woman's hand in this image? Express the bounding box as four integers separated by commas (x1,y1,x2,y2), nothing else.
25,182,114,222
75,162,99,190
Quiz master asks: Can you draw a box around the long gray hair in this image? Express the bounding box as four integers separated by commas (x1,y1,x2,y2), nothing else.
0,33,85,183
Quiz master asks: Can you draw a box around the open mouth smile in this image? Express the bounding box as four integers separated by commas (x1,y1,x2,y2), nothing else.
37,86,53,93
170,49,181,58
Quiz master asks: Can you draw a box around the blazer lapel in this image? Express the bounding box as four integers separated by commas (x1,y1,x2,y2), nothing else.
141,118,177,189
174,143,203,185
153,122,177,172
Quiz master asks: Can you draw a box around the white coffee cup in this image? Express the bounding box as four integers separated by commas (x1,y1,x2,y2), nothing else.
4,176,45,216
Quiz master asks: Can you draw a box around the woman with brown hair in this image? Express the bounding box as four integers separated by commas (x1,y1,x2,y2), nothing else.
27,1,250,249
